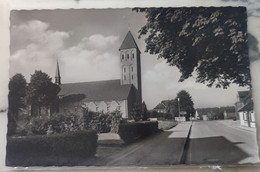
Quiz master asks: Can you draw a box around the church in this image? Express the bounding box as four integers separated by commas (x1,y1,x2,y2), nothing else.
55,31,142,118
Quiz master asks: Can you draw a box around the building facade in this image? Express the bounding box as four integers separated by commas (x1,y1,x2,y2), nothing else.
235,90,255,128
56,31,142,118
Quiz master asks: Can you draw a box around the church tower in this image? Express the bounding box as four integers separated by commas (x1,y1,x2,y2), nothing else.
119,31,142,103
55,60,61,85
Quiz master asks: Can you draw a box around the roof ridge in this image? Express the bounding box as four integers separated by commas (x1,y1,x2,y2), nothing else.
60,79,121,85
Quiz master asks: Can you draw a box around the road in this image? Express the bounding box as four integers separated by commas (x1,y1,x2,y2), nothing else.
185,120,259,165
87,122,191,166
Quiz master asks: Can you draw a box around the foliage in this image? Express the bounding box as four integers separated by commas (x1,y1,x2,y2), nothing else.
141,101,149,120
118,121,158,144
26,70,60,116
8,74,27,136
83,110,122,133
173,90,195,120
134,7,250,88
130,103,142,121
6,130,98,166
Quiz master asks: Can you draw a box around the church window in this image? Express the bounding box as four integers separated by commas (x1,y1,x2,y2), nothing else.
127,54,129,59
124,75,126,80
131,66,133,72
132,53,134,59
122,55,124,60
132,75,134,80
124,67,126,72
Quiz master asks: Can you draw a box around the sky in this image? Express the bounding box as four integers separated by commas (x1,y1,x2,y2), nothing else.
9,8,249,110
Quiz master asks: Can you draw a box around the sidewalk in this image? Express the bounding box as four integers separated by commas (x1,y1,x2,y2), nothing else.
218,120,256,133
167,121,192,138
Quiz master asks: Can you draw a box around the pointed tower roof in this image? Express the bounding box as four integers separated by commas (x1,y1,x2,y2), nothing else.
119,31,140,53
55,60,61,85
55,60,60,78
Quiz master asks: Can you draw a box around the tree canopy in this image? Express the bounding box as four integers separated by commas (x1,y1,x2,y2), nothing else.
8,73,27,135
8,73,27,115
174,90,195,120
26,70,60,110
134,7,250,88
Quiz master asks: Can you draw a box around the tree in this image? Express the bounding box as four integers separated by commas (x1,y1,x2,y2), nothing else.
141,101,149,121
134,7,250,88
26,70,60,116
174,90,195,120
8,73,27,135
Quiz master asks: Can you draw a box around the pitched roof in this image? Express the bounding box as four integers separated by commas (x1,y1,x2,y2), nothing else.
238,91,250,99
58,79,133,101
119,31,140,52
238,99,254,112
154,102,166,110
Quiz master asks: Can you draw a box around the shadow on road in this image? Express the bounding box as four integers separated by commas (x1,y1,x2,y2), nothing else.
186,136,250,165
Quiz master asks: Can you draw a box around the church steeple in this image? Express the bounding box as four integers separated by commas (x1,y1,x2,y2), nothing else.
55,60,61,85
119,31,142,103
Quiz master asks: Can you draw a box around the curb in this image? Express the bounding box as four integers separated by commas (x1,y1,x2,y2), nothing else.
179,122,192,164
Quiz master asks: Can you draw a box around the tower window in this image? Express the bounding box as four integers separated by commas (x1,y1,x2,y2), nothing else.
122,55,124,60
127,54,129,59
124,75,126,80
132,75,134,80
131,67,133,72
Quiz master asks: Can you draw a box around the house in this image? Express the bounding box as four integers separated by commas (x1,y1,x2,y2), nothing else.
153,100,176,114
56,31,142,118
153,102,167,113
235,90,255,128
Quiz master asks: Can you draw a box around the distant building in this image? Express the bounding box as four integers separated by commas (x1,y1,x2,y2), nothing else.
153,102,167,113
56,31,142,118
153,100,176,114
235,90,255,128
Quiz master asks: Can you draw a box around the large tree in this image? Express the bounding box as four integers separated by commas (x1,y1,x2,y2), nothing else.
26,70,60,116
174,90,195,120
8,73,27,135
134,7,250,88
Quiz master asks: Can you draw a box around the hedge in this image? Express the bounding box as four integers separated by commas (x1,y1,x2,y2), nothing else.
118,121,158,144
6,130,97,166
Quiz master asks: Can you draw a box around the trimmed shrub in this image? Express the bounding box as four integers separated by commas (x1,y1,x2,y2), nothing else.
83,110,122,133
6,130,97,166
118,121,158,144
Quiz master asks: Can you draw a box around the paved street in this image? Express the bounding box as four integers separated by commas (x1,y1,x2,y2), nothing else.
186,120,259,165
87,122,192,166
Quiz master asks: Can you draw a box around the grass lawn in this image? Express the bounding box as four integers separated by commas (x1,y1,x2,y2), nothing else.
158,120,178,130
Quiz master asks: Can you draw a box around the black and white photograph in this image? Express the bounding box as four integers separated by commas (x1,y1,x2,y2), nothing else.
5,7,259,167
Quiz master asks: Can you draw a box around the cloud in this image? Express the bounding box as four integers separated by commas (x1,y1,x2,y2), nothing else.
10,20,121,84
10,20,70,80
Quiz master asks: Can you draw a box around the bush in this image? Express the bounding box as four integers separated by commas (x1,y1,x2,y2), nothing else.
83,110,122,133
118,121,158,144
6,130,97,166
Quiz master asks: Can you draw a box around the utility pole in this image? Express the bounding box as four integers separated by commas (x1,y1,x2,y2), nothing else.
178,98,180,117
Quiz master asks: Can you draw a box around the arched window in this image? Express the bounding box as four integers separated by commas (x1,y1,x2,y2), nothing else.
131,66,133,72
124,75,126,80
127,54,129,59
122,54,124,60
132,53,134,59
124,67,126,72
132,75,134,80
